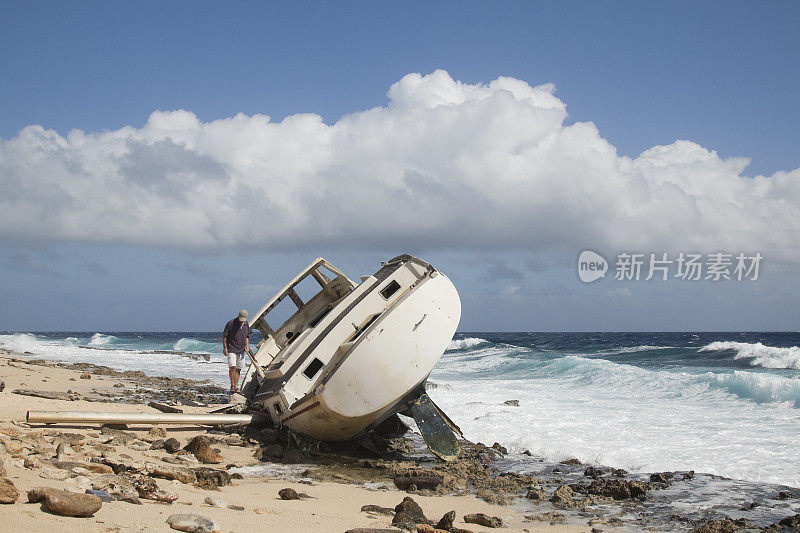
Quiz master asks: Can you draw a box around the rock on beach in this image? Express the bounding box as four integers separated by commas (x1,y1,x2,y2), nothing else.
166,513,220,533
28,486,102,517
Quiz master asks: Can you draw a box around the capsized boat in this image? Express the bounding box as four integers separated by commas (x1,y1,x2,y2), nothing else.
239,254,464,459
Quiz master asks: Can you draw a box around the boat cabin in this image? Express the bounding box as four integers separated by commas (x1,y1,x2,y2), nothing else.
247,258,355,379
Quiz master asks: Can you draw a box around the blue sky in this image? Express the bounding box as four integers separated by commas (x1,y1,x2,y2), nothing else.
1,2,799,331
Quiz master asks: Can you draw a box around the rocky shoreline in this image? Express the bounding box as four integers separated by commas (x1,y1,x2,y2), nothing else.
1,351,799,532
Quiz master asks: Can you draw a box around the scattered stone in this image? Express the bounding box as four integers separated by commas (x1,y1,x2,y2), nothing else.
0,478,20,503
39,466,70,480
778,514,800,528
560,458,582,465
525,488,547,501
150,439,165,450
0,379,4,392
550,484,575,507
578,478,650,500
417,525,452,533
476,489,511,505
184,436,223,464
650,472,675,483
203,496,228,508
525,512,567,524
393,496,432,528
146,462,196,485
100,426,136,443
688,517,753,533
464,513,503,528
194,468,230,490
394,475,443,491
777,490,795,500
24,455,43,469
85,489,114,502
80,373,91,379
166,513,220,533
163,438,182,453
491,442,507,454
53,432,86,448
503,400,519,407
361,504,395,516
113,382,125,388
279,488,300,500
436,510,456,530
28,486,102,517
140,427,167,443
124,472,178,503
682,470,695,480
91,473,142,504
522,449,532,456
584,466,606,478
224,434,243,446
345,530,400,533
227,504,244,511
52,460,114,474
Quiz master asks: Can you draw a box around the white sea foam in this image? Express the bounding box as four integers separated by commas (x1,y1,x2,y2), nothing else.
447,337,488,350
601,345,675,355
0,333,229,387
700,341,800,370
431,351,800,487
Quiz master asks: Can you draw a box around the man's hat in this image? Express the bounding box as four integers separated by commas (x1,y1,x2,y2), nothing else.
238,309,248,322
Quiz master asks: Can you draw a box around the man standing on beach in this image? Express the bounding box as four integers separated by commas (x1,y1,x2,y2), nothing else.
223,310,251,394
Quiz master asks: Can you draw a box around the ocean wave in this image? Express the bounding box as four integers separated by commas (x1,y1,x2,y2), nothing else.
601,345,675,355
88,333,120,346
699,370,800,407
700,341,800,370
447,337,489,350
173,337,217,353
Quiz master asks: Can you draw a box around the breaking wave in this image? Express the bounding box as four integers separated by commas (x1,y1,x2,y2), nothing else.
700,341,800,370
447,337,488,350
88,333,120,346
173,337,217,353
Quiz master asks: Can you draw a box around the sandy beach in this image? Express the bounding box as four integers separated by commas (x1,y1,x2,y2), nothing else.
0,350,592,533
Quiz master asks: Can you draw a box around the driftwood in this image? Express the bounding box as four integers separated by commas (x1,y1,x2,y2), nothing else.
13,389,76,401
392,475,443,491
148,401,183,413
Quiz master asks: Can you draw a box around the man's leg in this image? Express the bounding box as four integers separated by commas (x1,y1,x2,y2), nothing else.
228,366,239,392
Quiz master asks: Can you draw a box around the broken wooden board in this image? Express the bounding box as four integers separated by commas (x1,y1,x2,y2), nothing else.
148,401,183,413
409,393,460,461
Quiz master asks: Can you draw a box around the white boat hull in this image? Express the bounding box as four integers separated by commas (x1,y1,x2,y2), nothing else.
283,272,460,440
244,255,461,444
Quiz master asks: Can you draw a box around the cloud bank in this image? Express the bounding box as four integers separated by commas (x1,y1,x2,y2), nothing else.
1,70,798,261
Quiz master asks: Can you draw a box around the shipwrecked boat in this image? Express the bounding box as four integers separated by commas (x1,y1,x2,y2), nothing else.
239,254,463,459
26,254,464,460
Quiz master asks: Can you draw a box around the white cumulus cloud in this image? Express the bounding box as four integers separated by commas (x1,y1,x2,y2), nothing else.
1,69,798,261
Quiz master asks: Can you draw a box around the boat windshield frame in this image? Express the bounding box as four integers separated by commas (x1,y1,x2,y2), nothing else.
247,258,352,346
